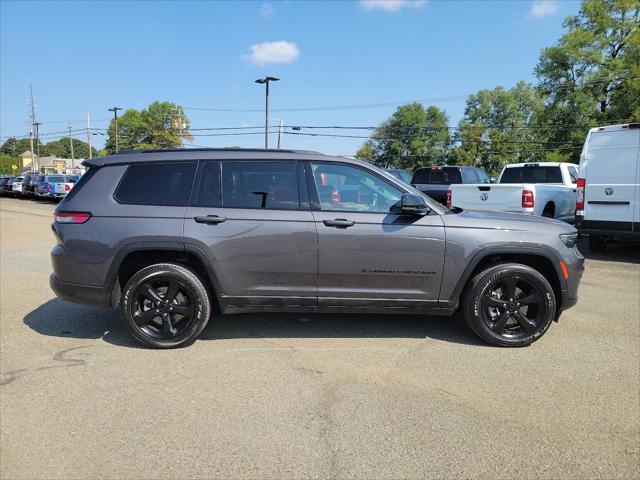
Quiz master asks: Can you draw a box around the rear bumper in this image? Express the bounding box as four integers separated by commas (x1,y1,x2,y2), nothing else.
49,274,112,308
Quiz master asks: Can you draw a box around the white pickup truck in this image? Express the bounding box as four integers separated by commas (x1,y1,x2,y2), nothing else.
447,162,578,222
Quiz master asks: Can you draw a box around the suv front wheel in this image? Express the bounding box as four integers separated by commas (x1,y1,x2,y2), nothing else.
462,263,556,347
120,263,211,348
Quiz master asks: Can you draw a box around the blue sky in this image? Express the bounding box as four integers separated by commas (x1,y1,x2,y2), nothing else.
0,0,580,156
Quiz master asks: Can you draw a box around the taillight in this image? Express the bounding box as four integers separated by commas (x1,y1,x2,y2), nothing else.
522,189,534,209
47,184,52,191
446,189,452,207
54,211,91,224
576,178,585,213
64,184,70,191
330,187,341,204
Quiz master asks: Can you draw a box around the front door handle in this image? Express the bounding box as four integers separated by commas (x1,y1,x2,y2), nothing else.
323,218,355,228
194,215,227,224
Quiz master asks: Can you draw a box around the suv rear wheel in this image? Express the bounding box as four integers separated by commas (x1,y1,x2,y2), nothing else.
462,263,556,347
120,263,211,348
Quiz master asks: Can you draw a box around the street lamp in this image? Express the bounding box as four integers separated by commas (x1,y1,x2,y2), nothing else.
108,107,122,153
255,76,279,149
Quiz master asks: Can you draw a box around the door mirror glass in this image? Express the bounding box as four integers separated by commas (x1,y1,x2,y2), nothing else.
400,193,430,216
490,177,497,183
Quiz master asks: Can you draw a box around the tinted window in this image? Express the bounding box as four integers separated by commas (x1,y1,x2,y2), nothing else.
115,162,197,206
461,169,478,183
476,169,491,184
500,166,563,184
49,176,65,183
567,166,578,184
194,161,221,207
221,161,299,210
311,162,402,213
411,167,462,185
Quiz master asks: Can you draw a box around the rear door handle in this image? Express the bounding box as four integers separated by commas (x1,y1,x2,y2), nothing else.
194,215,226,224
323,218,355,228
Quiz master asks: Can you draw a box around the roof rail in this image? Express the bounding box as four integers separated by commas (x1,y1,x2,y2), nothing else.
111,147,321,155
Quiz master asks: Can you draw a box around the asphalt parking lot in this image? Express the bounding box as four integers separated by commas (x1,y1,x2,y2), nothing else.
1,196,639,480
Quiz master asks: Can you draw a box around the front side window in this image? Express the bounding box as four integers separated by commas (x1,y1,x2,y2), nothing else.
476,169,491,184
221,161,299,210
115,162,197,206
311,163,402,213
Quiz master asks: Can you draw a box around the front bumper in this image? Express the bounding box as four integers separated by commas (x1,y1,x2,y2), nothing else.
49,274,111,308
558,246,585,313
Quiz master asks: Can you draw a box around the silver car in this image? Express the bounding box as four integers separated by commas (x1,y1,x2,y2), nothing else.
50,149,584,349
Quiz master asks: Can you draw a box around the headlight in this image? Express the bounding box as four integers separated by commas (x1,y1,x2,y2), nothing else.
560,233,578,248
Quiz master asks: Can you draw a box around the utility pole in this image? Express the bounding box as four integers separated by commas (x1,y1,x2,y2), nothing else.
34,122,42,172
29,85,36,171
108,106,122,153
254,76,280,149
277,118,284,149
87,112,92,159
29,128,35,172
68,122,75,161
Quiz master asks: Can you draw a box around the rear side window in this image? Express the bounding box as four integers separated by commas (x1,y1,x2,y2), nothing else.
412,168,462,185
194,161,221,207
500,166,563,184
567,166,578,183
461,169,478,183
221,161,299,210
115,162,197,206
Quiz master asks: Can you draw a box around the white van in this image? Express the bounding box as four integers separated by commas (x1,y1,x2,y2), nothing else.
576,123,640,251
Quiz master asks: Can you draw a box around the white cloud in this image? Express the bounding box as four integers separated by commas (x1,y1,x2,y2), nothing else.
260,3,274,20
360,0,426,12
531,0,559,18
245,41,300,65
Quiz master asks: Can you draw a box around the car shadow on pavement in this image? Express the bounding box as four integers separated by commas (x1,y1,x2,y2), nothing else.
577,237,640,264
24,299,486,349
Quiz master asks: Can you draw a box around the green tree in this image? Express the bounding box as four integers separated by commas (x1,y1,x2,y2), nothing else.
42,137,98,159
535,0,639,161
105,101,193,153
455,82,545,175
0,153,20,175
0,137,41,157
355,103,450,171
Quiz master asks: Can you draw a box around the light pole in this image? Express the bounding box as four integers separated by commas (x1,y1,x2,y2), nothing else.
255,76,279,149
108,107,122,152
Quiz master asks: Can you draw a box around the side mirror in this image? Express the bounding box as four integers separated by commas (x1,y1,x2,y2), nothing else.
490,177,497,184
400,193,430,216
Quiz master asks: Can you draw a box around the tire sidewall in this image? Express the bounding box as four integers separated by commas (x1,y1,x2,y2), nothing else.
121,264,211,348
466,264,556,347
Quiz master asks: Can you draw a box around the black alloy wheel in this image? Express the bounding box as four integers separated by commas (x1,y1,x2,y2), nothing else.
121,263,211,348
130,277,197,340
462,263,556,347
481,275,545,339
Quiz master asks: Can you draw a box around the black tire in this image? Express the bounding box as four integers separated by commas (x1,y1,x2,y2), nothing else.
588,235,607,252
461,263,556,347
120,263,211,348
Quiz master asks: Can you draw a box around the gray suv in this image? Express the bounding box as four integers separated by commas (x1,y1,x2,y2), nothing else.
50,149,584,348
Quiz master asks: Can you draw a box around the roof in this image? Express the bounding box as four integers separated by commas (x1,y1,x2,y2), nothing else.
82,147,355,168
588,123,639,133
503,162,576,168
20,150,33,157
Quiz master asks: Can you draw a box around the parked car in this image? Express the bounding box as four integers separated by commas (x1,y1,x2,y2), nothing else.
448,163,578,222
575,123,640,251
20,174,38,197
411,166,491,205
0,176,16,195
383,168,413,184
36,175,76,200
50,148,583,349
10,176,24,195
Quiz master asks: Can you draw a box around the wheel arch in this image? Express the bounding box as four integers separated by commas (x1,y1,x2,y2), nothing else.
448,246,567,312
543,201,556,217
106,242,224,309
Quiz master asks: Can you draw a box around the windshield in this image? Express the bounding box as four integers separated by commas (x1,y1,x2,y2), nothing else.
500,166,563,184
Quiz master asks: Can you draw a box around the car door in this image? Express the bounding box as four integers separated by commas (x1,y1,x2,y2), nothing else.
307,161,446,308
183,159,318,308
